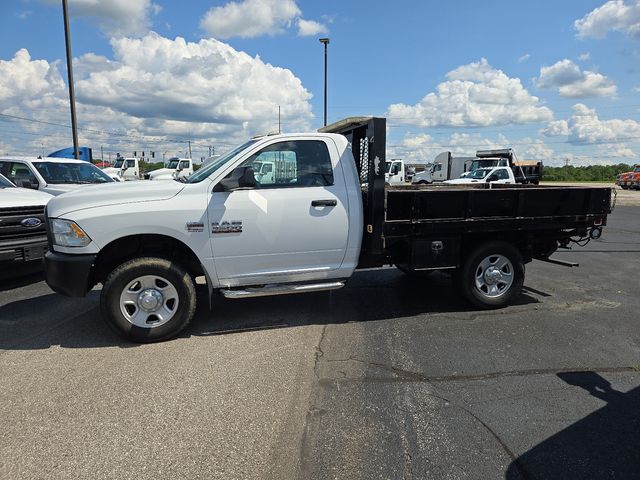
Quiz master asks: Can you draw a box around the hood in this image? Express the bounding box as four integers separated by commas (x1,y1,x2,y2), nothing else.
0,187,53,207
444,178,481,184
42,183,97,196
149,168,174,179
47,180,185,217
150,172,176,181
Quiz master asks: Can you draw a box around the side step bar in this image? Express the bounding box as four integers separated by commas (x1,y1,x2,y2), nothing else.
221,281,346,299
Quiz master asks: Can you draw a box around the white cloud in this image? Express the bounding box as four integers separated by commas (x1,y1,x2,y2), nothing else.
597,143,636,157
578,52,591,61
0,37,314,157
575,0,640,39
388,131,555,164
535,59,616,98
200,0,301,39
542,103,640,143
0,49,67,112
74,34,312,128
386,58,553,128
41,0,159,37
297,19,328,36
517,53,531,63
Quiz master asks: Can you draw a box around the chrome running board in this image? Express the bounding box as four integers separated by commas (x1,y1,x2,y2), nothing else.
221,281,345,299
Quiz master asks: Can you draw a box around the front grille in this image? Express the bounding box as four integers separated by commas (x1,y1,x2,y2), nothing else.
0,205,47,242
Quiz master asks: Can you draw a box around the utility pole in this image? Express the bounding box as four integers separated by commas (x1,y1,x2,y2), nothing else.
62,0,79,159
278,105,281,134
188,140,192,159
319,38,330,127
101,145,104,161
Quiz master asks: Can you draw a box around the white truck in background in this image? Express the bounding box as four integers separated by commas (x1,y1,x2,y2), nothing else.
102,157,141,181
147,157,194,181
444,166,516,185
412,149,543,184
412,152,474,184
385,159,406,185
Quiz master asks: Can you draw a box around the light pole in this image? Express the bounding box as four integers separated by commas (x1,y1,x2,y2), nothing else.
61,0,79,159
319,37,330,127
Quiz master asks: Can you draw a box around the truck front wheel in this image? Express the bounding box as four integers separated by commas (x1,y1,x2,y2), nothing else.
459,242,524,309
100,257,197,343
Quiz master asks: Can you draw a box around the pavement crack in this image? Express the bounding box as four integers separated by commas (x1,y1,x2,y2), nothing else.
324,357,639,385
450,403,532,480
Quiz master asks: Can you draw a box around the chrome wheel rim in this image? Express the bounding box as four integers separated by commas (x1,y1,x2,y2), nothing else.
119,275,179,328
474,254,514,299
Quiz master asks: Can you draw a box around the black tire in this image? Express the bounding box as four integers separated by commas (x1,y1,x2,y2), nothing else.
418,180,429,185
100,257,197,343
459,241,524,309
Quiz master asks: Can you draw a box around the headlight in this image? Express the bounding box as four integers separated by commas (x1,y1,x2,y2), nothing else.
51,219,92,247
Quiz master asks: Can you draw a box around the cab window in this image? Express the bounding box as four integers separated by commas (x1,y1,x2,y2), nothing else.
239,140,333,188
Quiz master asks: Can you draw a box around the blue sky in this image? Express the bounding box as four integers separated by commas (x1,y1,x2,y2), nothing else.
0,0,639,165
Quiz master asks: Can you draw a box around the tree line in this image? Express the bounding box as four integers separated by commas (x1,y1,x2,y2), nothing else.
543,164,635,182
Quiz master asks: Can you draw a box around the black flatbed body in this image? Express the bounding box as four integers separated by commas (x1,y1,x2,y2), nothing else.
319,116,613,270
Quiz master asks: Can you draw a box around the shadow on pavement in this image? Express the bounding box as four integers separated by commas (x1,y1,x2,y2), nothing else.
506,372,640,480
0,270,44,292
0,268,541,350
186,268,540,337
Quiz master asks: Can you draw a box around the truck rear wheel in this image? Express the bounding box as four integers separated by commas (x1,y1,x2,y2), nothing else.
100,257,197,343
459,242,524,309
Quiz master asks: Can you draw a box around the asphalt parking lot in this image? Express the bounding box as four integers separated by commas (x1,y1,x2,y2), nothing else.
1,201,639,480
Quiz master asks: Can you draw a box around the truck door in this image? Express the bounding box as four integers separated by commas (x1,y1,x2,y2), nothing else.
208,138,350,283
431,152,450,181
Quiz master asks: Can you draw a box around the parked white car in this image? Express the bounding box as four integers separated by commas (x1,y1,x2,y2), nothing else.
147,158,194,181
0,157,114,195
444,166,515,185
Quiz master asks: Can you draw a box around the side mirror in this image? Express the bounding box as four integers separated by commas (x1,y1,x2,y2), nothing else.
121,165,129,171
16,179,37,189
214,166,256,192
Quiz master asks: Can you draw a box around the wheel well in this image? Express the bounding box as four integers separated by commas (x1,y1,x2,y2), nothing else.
460,233,533,264
92,234,204,285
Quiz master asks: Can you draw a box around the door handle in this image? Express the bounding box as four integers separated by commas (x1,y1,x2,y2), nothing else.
311,199,337,207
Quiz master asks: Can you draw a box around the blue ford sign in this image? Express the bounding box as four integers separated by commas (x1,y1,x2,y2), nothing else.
21,217,42,228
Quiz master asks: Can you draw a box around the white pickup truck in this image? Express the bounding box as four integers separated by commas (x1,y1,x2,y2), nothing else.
0,157,114,195
444,166,516,185
0,173,52,276
43,117,612,343
147,158,194,181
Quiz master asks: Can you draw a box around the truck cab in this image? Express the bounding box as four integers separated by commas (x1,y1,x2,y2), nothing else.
103,157,140,181
148,158,194,181
385,159,405,185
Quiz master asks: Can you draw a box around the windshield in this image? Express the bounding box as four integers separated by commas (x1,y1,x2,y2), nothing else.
167,159,179,169
469,159,503,171
467,168,492,179
0,173,14,188
187,140,258,184
33,161,113,184
113,159,124,168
